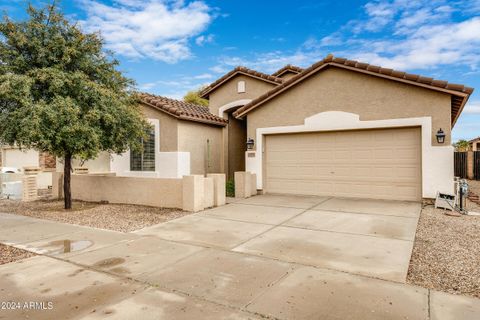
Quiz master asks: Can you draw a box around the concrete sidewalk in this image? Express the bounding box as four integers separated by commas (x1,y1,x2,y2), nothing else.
0,196,479,319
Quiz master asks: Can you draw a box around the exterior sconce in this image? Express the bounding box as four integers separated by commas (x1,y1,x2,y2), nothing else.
436,128,446,144
246,138,255,150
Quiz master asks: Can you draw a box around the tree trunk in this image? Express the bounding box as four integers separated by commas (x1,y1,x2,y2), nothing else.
63,153,72,209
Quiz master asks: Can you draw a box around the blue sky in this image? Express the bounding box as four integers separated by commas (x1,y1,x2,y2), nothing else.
2,0,480,141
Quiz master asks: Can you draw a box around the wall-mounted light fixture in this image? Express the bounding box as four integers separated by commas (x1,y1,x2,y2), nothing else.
436,128,446,144
246,138,255,150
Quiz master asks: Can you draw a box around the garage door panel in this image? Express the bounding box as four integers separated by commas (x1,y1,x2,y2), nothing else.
268,166,420,183
267,165,319,179
265,127,421,201
269,151,318,162
317,150,336,160
333,149,353,160
350,149,374,160
394,166,420,179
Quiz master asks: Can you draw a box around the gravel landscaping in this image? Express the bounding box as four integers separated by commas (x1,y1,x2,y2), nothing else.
407,203,480,298
469,179,480,194
0,243,35,265
468,180,480,212
0,200,189,232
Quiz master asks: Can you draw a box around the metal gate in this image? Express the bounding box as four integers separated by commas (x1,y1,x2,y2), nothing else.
454,152,467,178
475,151,480,180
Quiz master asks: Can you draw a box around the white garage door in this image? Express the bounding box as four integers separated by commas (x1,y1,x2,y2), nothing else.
265,127,422,201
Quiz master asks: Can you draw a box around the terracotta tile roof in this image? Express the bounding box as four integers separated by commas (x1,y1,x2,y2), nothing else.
469,137,480,143
271,65,304,77
138,93,227,126
200,66,283,98
234,54,474,126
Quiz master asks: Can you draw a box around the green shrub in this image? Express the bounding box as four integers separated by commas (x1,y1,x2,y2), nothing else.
226,179,235,197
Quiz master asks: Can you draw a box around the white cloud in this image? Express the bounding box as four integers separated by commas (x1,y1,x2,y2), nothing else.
195,34,214,46
359,1,397,32
211,50,315,74
348,17,480,70
79,0,213,63
302,0,480,71
193,73,213,79
209,65,229,74
138,82,157,90
138,74,210,95
464,102,480,114
205,1,480,77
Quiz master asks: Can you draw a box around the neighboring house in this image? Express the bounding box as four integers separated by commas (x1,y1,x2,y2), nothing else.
0,146,56,188
200,54,473,201
469,137,480,151
0,146,56,171
66,95,227,178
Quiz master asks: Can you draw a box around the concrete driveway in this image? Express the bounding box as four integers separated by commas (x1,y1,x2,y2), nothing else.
1,195,479,320
137,195,421,282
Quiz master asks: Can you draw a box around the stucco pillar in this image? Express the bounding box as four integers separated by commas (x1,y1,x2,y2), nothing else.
182,175,205,212
467,151,474,180
52,172,63,199
235,171,252,198
207,173,226,206
203,177,214,209
250,173,257,196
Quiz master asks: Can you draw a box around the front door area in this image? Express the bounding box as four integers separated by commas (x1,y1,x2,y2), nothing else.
227,112,247,179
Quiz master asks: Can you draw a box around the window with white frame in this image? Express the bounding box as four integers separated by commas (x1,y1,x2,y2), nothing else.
237,80,246,93
130,128,155,171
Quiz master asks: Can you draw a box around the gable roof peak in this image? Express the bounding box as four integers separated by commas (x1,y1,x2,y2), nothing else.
233,55,473,126
271,64,304,77
138,92,227,126
324,53,334,61
200,66,283,98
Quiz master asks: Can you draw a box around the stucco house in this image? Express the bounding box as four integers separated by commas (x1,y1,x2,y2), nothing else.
0,146,56,188
65,95,227,178
64,54,473,202
200,54,473,201
0,146,56,171
469,137,480,151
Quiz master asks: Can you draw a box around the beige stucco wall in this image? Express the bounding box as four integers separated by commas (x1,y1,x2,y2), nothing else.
56,151,111,173
3,148,39,169
177,121,223,175
53,172,183,208
55,104,224,177
246,67,452,147
140,103,179,152
471,140,479,151
206,74,275,178
278,71,298,80
208,74,277,115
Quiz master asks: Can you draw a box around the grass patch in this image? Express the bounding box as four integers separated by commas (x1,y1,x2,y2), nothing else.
226,178,235,197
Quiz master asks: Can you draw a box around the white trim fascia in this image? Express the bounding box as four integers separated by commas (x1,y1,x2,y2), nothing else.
246,111,453,199
218,99,252,118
